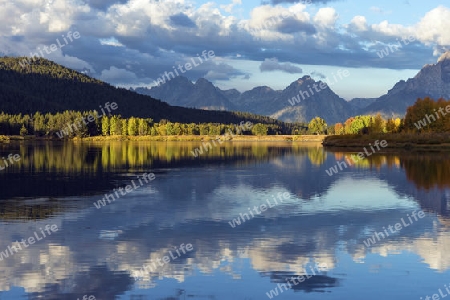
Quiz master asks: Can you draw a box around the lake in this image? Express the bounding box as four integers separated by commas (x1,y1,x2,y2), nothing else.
0,141,449,300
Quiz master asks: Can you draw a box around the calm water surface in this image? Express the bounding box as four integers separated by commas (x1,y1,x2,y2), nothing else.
0,141,449,300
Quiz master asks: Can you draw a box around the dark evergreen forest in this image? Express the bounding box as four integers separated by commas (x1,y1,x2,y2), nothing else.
0,57,307,136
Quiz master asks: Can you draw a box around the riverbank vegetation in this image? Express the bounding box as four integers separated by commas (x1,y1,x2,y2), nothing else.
1,97,448,147
0,110,311,140
324,97,450,148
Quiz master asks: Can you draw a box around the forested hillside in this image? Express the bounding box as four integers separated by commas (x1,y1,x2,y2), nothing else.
0,57,288,128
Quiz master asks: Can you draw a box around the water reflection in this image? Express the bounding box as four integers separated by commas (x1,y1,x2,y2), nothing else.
0,141,449,299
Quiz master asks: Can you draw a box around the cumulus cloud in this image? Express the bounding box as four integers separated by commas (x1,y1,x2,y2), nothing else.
259,58,303,73
314,7,339,28
170,13,197,28
220,0,242,13
98,66,140,84
203,62,247,80
99,37,124,47
96,66,153,88
414,6,450,47
0,0,448,87
277,18,316,34
348,16,368,32
45,48,95,72
84,0,128,10
242,4,312,41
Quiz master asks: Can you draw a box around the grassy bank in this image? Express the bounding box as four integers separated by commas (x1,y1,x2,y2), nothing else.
322,133,450,150
0,135,50,143
0,134,327,143
82,134,327,142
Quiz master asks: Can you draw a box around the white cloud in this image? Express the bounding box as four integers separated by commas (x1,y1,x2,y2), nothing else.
259,58,303,74
414,6,450,47
371,20,408,37
99,66,138,82
313,7,338,28
99,37,124,47
0,0,90,35
1,0,449,87
220,0,242,13
46,47,95,72
349,16,368,32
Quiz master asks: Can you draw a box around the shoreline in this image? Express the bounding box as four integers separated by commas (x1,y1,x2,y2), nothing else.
0,135,326,143
4,133,450,149
322,133,450,151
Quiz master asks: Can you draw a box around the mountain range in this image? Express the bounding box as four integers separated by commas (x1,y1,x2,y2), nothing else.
0,57,287,128
2,52,450,126
134,75,353,124
135,51,450,124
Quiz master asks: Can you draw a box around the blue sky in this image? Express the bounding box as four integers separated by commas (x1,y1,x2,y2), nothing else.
0,0,448,99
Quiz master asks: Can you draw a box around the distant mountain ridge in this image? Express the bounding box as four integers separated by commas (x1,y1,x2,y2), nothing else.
5,52,447,126
362,51,450,117
135,77,237,111
135,51,450,123
136,75,355,124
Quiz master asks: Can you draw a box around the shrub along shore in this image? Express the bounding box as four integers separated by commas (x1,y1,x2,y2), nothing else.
322,133,450,150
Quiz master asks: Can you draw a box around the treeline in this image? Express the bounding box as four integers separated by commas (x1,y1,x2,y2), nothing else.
0,111,307,137
329,114,402,135
327,97,450,135
0,57,291,130
404,97,450,132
